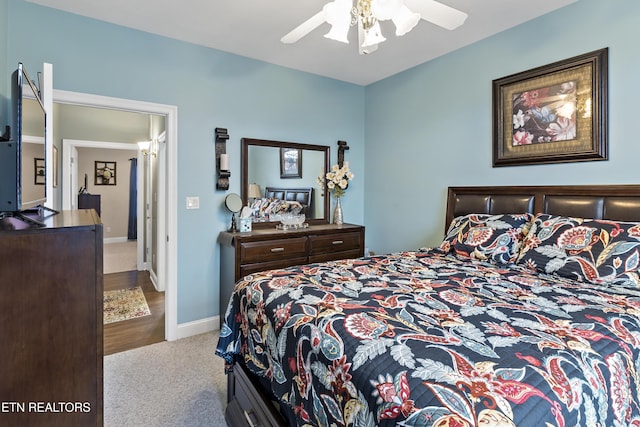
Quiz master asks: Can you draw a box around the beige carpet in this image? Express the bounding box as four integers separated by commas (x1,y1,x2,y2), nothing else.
104,331,228,426
104,240,137,274
103,287,151,324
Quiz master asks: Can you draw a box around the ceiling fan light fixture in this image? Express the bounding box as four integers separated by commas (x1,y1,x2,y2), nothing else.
324,22,351,43
391,5,421,36
323,0,352,43
280,0,468,54
357,24,379,54
361,20,386,48
370,0,403,20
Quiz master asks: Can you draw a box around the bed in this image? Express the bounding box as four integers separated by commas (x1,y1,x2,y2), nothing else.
217,184,640,427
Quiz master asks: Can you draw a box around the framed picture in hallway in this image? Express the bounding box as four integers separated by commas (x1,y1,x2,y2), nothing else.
34,158,45,185
95,161,117,185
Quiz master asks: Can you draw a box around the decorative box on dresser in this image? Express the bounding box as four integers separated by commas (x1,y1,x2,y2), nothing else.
0,210,103,427
218,223,365,427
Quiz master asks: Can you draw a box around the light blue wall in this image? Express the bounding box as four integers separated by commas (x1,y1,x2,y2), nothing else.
364,0,640,254
2,0,365,322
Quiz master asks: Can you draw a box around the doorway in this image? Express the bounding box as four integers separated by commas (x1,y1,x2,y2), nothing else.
52,89,178,341
62,139,144,272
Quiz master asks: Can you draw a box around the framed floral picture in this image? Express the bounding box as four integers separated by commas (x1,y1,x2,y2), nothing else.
95,161,116,185
280,147,302,178
492,48,608,167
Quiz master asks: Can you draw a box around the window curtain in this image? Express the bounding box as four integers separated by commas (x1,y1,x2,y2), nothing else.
127,158,137,240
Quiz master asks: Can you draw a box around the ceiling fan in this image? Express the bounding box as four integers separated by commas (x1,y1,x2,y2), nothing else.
281,0,468,54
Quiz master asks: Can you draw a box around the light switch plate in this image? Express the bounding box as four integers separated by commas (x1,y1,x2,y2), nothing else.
186,196,199,210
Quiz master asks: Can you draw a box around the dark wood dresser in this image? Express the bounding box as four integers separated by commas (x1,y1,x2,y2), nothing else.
218,223,365,317
0,210,103,427
78,193,101,217
218,223,365,427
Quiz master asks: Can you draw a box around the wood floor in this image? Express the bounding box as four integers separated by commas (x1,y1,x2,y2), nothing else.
103,270,165,355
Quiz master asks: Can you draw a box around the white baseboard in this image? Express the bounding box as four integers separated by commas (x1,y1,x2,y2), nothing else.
149,269,160,291
104,236,129,244
172,316,220,341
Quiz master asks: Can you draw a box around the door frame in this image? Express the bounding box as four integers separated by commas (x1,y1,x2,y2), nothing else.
54,89,179,341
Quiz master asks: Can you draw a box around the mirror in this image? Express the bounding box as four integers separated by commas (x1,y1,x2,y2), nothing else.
21,90,46,209
225,193,243,232
225,193,243,212
242,138,330,228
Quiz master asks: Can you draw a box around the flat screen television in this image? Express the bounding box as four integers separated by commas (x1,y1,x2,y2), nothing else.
0,63,47,217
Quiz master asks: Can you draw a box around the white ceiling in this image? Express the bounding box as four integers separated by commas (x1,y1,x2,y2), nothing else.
26,0,577,86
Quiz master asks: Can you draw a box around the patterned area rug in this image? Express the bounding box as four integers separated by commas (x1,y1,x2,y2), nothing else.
104,287,151,324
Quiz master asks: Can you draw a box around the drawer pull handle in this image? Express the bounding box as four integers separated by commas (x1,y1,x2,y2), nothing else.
244,410,258,427
270,247,285,253
332,240,344,245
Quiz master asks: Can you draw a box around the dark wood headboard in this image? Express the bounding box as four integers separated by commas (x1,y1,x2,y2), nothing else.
264,187,313,215
446,185,640,231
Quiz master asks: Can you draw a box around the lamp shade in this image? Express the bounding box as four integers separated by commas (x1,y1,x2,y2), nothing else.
358,24,379,54
371,0,403,20
362,21,386,48
392,5,420,36
248,183,262,199
323,0,352,43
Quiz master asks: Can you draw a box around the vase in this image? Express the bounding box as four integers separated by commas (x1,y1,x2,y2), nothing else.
333,197,343,225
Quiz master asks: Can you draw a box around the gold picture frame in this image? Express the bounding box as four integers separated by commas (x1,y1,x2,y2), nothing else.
492,48,608,167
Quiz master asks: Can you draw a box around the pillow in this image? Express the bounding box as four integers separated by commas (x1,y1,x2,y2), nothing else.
250,197,272,222
440,213,533,264
517,213,640,285
250,197,303,222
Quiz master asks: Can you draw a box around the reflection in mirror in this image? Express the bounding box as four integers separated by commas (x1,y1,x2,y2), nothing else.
21,141,45,203
242,138,330,228
21,97,46,209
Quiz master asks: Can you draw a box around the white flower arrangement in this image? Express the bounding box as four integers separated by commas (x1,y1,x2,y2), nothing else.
317,162,354,198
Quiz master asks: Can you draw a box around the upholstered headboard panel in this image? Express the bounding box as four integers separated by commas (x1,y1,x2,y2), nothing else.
264,187,313,215
446,185,640,231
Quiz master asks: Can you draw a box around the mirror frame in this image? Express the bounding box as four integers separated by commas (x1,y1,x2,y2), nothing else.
241,138,330,228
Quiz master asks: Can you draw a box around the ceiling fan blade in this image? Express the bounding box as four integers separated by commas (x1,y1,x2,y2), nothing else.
404,0,468,30
281,11,326,44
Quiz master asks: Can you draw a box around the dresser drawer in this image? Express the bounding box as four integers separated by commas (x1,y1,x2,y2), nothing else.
240,237,308,263
309,232,362,255
309,249,362,264
240,257,308,278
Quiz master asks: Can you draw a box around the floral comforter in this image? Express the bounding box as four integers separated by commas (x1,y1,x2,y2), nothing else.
216,249,640,427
